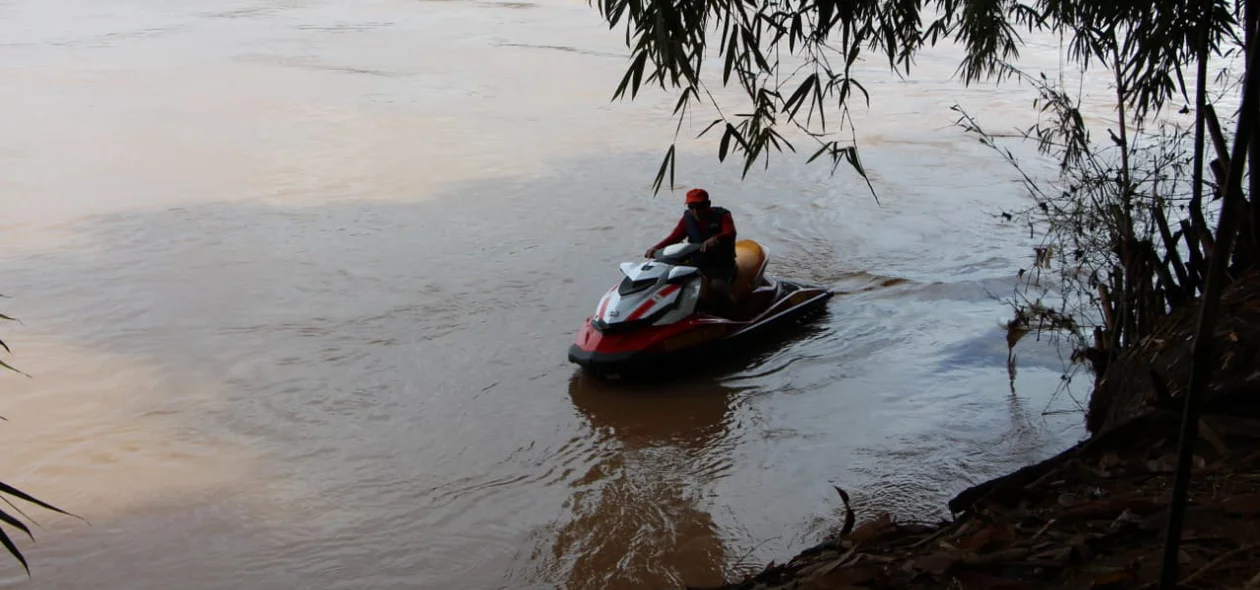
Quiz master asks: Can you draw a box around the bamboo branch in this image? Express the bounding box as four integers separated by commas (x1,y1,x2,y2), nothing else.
1205,104,1233,169
1210,159,1228,195
1181,219,1207,293
1188,4,1213,270
1154,202,1190,302
1160,20,1260,588
1098,282,1117,337
1251,0,1260,259
1150,242,1180,311
1200,219,1217,259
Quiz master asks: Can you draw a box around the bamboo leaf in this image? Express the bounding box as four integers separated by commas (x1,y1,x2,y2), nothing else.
613,57,636,100
0,509,33,542
651,144,676,194
784,73,817,119
696,118,724,138
0,338,9,354
741,136,764,179
722,30,740,84
630,49,646,97
0,498,33,527
767,128,795,153
0,482,77,520
843,147,866,176
613,51,649,100
719,124,738,161
817,0,833,35
843,146,880,204
671,86,692,116
807,141,836,164
0,358,30,378
790,12,803,52
667,144,676,189
742,28,771,72
849,78,871,106
0,525,29,575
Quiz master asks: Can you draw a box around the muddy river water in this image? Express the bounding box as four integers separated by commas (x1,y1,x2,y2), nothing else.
0,1,1108,588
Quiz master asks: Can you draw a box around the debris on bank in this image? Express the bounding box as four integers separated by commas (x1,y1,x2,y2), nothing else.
701,272,1260,590
1088,269,1260,435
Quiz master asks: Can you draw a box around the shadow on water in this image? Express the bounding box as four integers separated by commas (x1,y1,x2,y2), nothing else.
529,311,835,590
531,371,746,590
567,371,738,448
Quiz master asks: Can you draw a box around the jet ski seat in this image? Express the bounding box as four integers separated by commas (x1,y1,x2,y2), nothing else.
730,240,768,304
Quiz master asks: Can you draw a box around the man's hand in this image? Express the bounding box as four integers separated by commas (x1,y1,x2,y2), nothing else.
700,237,719,252
645,248,656,258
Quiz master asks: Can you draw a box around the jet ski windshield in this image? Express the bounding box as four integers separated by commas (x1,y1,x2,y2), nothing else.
654,242,702,265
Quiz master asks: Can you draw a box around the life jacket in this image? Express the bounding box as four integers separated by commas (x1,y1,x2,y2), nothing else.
683,206,736,271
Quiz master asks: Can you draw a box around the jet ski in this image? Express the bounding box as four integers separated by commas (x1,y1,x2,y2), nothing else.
568,239,833,376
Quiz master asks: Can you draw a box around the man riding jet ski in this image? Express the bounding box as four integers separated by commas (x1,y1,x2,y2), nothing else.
644,188,736,315
567,187,834,376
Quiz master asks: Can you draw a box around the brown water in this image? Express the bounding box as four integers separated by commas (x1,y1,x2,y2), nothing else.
0,1,1110,588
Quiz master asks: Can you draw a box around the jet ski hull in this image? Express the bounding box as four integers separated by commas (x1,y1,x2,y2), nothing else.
568,279,832,376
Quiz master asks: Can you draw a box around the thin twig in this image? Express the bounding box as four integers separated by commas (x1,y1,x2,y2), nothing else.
730,535,784,571
1180,543,1260,586
909,519,967,549
1031,518,1059,542
0,497,37,528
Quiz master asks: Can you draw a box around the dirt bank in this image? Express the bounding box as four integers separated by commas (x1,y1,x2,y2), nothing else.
1087,269,1260,435
702,272,1260,590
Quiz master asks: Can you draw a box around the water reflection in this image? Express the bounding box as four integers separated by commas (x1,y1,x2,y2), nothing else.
545,372,749,590
568,371,740,450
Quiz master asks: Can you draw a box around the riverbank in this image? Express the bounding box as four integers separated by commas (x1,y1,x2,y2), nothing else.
705,270,1260,590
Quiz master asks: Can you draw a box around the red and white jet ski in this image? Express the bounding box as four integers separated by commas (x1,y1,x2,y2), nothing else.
568,239,832,375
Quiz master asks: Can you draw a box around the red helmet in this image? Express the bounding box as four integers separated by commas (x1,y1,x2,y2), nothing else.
685,188,710,205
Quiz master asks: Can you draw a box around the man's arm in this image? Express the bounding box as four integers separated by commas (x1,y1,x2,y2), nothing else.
651,217,687,250
716,211,736,242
